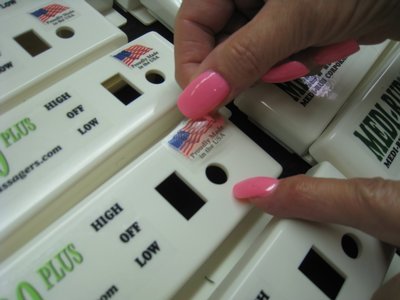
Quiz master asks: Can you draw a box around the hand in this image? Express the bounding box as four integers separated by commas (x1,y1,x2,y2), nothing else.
174,0,400,119
233,175,400,247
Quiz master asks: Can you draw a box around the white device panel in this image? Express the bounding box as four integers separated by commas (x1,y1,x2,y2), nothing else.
209,162,394,300
310,44,400,179
0,32,186,260
0,113,282,299
0,0,127,113
234,42,390,155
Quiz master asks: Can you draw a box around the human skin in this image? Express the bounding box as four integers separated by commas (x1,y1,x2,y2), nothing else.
174,2,400,297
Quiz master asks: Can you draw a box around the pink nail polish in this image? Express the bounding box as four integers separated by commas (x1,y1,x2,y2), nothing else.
233,177,279,200
313,40,360,65
177,70,230,119
262,61,309,83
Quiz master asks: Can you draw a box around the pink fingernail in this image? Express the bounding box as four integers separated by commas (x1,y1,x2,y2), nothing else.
313,40,360,65
233,177,279,200
177,70,230,119
262,61,309,83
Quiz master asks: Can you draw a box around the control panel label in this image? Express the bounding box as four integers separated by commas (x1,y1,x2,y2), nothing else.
0,0,16,10
0,47,18,78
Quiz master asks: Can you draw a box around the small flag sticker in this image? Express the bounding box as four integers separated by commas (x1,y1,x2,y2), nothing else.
113,45,153,67
168,115,226,160
31,4,69,23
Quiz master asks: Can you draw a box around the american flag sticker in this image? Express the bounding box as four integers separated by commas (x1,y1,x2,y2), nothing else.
31,4,69,23
113,45,153,68
168,115,226,160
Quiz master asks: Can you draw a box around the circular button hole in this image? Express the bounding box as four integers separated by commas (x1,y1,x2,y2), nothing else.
341,234,360,259
205,164,228,185
146,71,165,84
56,27,74,39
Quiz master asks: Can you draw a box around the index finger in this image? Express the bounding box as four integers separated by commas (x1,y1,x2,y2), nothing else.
174,0,234,87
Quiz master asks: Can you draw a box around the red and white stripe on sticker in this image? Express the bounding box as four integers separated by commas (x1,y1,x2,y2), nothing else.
168,115,225,159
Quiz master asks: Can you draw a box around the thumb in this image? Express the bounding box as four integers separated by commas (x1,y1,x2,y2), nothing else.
177,2,307,119
372,273,400,300
233,175,400,247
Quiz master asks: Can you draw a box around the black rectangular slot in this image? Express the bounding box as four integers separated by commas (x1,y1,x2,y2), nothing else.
156,172,205,220
102,74,142,105
298,248,345,300
14,30,51,57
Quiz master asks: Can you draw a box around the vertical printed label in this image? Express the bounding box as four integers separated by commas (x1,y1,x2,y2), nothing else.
353,76,400,170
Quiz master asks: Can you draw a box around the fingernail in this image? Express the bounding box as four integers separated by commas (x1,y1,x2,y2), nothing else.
177,70,230,119
262,61,309,83
233,177,279,200
313,40,360,65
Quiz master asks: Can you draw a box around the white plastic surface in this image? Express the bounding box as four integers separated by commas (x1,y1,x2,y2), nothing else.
115,0,156,25
85,0,113,12
141,0,181,31
310,44,400,179
85,0,127,27
0,0,25,17
234,42,390,155
209,162,394,300
0,114,282,299
0,32,185,260
115,0,182,29
0,0,127,113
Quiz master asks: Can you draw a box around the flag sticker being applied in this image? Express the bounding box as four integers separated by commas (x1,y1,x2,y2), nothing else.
112,45,155,69
168,115,226,160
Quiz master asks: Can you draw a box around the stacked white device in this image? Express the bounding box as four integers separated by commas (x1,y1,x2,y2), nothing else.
0,32,283,299
235,41,400,179
208,162,394,300
1,4,398,299
0,0,127,113
115,0,181,31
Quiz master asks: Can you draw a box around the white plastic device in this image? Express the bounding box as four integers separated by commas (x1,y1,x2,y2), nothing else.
115,0,156,25
234,42,391,155
0,104,282,299
209,162,395,300
141,0,181,31
0,32,188,260
309,43,400,179
85,0,127,27
0,0,127,114
115,0,181,31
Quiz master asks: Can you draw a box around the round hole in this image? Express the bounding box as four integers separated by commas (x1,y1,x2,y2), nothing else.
146,71,165,84
205,164,228,185
341,234,360,259
56,27,74,39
